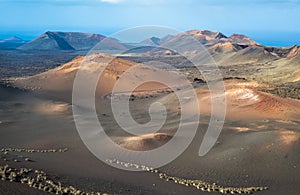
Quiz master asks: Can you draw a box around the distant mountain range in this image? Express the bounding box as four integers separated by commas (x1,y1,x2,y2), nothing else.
2,30,298,51
2,30,299,69
0,36,27,49
139,30,300,67
139,34,174,46
18,31,127,51
16,32,175,51
8,30,300,100
1,36,26,43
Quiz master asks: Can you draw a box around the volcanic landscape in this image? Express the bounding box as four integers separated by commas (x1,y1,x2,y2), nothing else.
0,30,299,195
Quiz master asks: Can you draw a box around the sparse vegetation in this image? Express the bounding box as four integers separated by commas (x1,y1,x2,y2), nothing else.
0,147,108,195
0,50,80,78
107,159,268,194
260,82,300,99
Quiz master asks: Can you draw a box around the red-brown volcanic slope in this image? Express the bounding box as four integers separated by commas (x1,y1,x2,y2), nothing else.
14,53,185,100
176,80,300,121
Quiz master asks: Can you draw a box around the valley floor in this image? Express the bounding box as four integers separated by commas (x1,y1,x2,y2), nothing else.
0,83,299,195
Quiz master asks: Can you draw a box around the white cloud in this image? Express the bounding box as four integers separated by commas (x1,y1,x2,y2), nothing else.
100,0,123,3
99,0,170,4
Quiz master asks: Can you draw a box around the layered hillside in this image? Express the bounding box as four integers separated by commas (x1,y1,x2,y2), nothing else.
0,36,27,49
13,53,185,100
18,31,127,51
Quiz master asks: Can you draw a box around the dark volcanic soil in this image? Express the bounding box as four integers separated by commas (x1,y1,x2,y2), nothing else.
0,84,299,195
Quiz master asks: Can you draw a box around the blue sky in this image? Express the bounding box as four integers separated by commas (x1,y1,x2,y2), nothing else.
0,0,300,46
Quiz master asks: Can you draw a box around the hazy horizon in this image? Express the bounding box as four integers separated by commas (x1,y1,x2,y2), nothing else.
0,28,299,47
1,0,300,47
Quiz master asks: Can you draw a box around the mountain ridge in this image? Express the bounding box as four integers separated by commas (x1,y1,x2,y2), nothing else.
17,29,299,51
18,31,127,51
0,36,27,49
